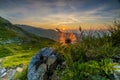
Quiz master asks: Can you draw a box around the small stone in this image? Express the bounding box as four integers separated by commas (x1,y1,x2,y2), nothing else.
16,67,23,72
113,64,120,80
0,59,3,63
112,55,120,63
0,68,6,76
1,72,7,78
113,65,120,69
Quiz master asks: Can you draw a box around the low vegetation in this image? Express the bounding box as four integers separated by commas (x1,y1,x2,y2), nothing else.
55,21,120,80
0,16,120,80
0,17,56,79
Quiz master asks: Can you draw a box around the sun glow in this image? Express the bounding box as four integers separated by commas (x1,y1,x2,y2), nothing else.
62,28,66,31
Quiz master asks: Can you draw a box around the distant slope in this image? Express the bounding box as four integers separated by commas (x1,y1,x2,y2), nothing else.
0,17,54,42
0,16,17,40
16,25,58,40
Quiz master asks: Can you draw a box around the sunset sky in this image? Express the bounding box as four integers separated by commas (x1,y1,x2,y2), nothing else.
0,0,120,30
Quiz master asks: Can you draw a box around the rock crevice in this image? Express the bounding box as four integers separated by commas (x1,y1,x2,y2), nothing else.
28,48,63,80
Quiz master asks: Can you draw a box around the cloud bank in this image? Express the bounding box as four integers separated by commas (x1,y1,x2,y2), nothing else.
0,0,120,29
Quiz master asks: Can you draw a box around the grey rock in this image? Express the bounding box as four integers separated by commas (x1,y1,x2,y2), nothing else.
113,64,120,80
28,48,62,80
112,55,120,63
0,64,18,80
1,72,7,78
0,68,6,76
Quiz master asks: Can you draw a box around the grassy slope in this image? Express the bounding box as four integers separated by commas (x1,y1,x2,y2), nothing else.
13,21,120,80
16,25,58,40
0,17,55,68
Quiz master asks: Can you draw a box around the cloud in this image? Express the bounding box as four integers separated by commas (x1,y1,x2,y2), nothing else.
0,0,120,29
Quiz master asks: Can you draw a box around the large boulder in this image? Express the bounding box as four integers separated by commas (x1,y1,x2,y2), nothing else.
28,48,63,80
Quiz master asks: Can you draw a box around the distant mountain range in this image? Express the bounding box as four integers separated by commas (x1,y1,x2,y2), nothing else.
0,16,109,43
16,25,58,40
0,16,59,41
0,16,55,44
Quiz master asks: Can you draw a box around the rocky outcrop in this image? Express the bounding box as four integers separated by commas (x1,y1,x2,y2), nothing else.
28,48,63,80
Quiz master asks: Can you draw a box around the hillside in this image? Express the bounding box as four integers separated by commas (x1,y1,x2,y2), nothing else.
16,24,58,40
0,16,55,65
0,17,56,79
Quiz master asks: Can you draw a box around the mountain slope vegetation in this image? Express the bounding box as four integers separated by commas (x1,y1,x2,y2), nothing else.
16,24,58,40
0,16,55,68
1,16,120,80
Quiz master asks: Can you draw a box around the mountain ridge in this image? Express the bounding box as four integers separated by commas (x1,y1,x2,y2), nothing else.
16,24,58,40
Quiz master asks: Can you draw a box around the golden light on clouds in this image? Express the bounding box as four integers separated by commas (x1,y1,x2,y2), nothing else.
12,19,109,30
1,0,119,30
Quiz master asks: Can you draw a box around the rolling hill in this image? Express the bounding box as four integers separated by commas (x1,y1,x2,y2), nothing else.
0,16,55,67
16,24,58,40
0,16,56,79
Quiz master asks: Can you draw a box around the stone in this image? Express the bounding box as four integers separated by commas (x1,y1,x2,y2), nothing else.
47,54,57,66
0,68,6,76
8,69,17,79
16,67,23,72
1,72,7,78
0,58,3,63
28,48,63,80
113,64,120,80
112,55,120,63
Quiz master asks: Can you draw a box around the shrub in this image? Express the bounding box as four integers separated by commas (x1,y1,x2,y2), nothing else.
109,21,120,46
55,25,120,80
0,47,13,58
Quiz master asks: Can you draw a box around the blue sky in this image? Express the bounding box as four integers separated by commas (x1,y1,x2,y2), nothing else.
0,0,120,29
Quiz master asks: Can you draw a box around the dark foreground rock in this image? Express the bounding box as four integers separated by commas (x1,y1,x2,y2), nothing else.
28,48,63,80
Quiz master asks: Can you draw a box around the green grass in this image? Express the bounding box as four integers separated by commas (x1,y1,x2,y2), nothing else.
0,38,55,68
0,27,17,40
0,17,55,68
55,21,120,80
0,17,56,79
0,37,55,79
109,21,120,46
0,17,120,80
55,44,119,80
13,66,28,80
2,51,34,68
0,46,13,58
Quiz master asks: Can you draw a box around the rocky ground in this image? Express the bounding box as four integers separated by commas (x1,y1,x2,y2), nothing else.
0,58,23,80
1,48,120,80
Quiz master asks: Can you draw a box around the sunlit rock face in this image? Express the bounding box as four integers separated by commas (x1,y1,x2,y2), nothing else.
28,48,63,80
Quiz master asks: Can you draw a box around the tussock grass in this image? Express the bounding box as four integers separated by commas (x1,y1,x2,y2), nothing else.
55,21,120,80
